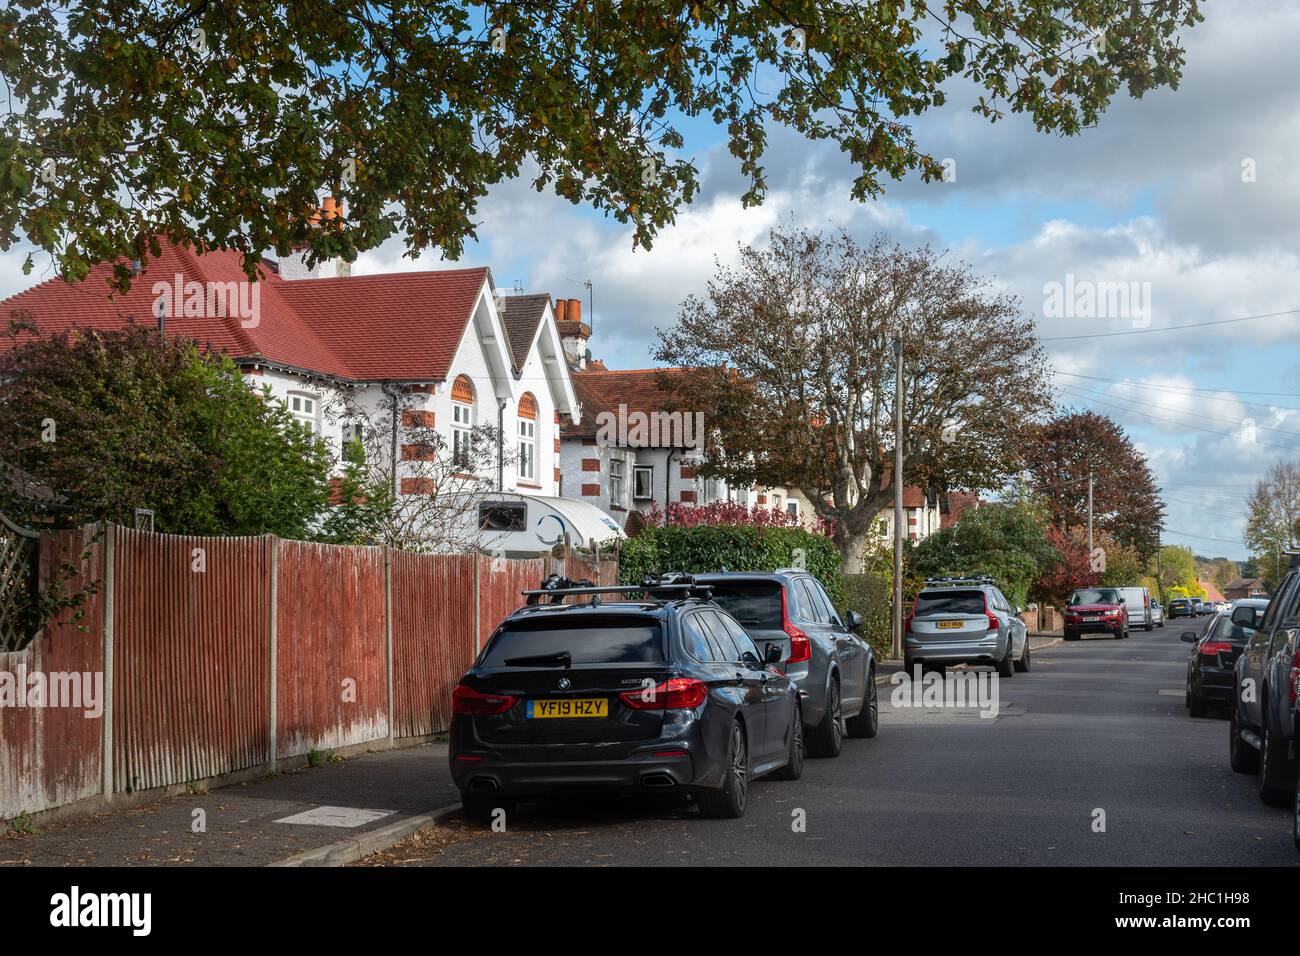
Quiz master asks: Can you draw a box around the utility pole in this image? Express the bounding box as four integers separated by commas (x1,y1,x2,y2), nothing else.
892,333,904,662
1087,469,1094,558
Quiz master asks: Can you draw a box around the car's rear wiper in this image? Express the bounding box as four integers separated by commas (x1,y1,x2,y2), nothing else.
503,651,572,667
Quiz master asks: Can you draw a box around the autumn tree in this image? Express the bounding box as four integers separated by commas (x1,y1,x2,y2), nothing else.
1023,410,1164,560
657,226,1053,570
2,1,1203,284
1034,525,1098,605
1244,459,1300,591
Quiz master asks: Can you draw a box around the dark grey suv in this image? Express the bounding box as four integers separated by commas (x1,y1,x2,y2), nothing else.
693,571,877,759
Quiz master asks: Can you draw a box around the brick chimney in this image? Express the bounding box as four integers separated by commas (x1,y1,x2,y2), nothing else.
555,296,591,369
279,196,351,280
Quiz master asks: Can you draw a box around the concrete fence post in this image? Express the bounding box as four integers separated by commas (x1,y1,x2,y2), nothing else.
101,522,115,798
385,545,395,744
268,535,278,771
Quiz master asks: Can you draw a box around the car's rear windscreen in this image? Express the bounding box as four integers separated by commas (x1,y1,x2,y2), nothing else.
481,618,665,666
914,590,985,616
705,582,783,629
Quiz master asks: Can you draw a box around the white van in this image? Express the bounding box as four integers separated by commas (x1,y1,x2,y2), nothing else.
1116,586,1154,632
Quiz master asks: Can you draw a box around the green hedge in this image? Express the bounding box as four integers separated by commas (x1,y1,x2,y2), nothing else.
620,525,842,604
840,569,893,660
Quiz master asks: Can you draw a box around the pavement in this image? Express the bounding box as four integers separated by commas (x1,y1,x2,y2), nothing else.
0,743,457,867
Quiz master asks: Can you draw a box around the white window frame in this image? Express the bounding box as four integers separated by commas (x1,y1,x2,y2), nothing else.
452,401,474,470
632,464,654,501
518,416,537,481
610,456,626,507
288,392,320,434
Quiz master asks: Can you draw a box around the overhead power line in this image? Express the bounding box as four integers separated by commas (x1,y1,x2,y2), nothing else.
1039,307,1300,341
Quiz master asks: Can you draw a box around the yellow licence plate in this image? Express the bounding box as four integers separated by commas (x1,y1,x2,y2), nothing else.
527,698,608,719
936,620,963,629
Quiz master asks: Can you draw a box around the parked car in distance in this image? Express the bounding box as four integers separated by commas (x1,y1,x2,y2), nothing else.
1229,576,1298,806
1168,598,1195,619
1116,586,1154,631
449,576,804,822
1190,598,1206,615
1183,606,1262,717
693,570,877,758
903,576,1029,677
1150,598,1164,628
1064,587,1129,641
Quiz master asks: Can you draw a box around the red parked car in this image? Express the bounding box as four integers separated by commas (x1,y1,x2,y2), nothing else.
1063,587,1130,641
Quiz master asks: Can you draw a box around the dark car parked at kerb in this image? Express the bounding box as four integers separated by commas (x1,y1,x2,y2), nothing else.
1183,600,1267,718
450,575,804,822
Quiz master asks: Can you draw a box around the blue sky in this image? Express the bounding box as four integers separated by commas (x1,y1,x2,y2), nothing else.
4,0,1295,562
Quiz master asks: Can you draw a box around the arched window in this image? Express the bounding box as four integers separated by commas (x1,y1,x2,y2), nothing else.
451,375,475,469
517,392,538,481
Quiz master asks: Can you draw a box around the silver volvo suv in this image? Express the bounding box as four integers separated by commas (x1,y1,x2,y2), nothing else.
904,576,1030,677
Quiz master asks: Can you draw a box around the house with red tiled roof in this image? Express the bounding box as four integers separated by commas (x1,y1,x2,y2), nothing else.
554,313,821,527
0,239,579,504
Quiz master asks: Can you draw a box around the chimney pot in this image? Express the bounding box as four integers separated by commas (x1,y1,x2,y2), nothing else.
554,298,567,322
568,298,582,323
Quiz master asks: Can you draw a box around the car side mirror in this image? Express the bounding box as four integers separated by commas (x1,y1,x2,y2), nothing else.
1180,631,1197,643
844,609,864,632
764,643,783,664
1230,605,1256,629
1015,606,1024,616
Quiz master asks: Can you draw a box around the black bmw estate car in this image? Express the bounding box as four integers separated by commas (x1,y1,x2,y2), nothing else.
450,576,804,822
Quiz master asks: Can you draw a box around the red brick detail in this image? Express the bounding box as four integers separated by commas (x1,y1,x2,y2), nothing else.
581,483,601,496
401,477,434,495
679,465,696,479
554,468,562,484
554,439,561,453
582,437,598,446
402,409,435,428
756,494,767,505
404,383,434,394
241,366,264,376
555,410,562,424
581,458,601,472
401,444,437,461
680,490,697,504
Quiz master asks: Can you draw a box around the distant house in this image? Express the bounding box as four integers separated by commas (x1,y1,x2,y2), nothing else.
0,239,580,502
1199,580,1227,603
1224,577,1268,600
553,306,814,526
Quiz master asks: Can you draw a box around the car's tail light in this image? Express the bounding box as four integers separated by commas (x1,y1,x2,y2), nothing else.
983,594,999,632
781,587,812,664
1200,641,1232,658
1289,648,1300,703
620,678,708,710
452,683,517,716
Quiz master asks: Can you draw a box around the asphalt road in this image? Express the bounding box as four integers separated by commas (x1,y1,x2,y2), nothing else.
373,618,1299,867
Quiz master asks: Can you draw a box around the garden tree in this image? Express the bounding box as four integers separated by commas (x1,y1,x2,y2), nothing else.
1157,543,1199,595
656,226,1053,571
1094,529,1143,590
907,498,1055,608
2,1,1202,285
316,389,510,551
1023,410,1164,559
1034,524,1097,605
1244,459,1300,592
0,321,331,535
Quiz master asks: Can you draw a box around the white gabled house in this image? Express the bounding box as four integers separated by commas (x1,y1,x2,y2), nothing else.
0,240,580,506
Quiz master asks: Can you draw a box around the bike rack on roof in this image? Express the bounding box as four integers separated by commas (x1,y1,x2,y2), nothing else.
923,575,997,588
